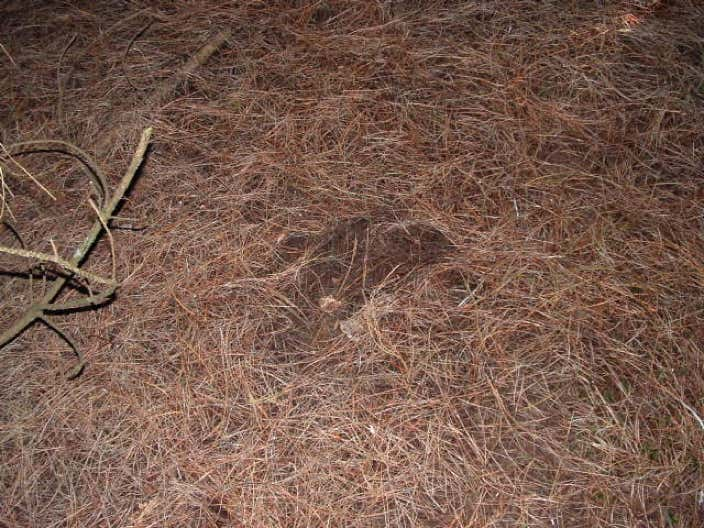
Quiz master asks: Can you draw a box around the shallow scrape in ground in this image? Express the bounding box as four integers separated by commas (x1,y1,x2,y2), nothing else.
1,1,704,526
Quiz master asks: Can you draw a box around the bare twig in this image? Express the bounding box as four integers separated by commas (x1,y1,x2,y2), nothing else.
57,8,155,132
122,19,155,92
0,41,16,67
88,197,117,280
39,316,84,380
3,139,108,206
56,34,77,132
0,147,57,201
0,244,115,286
147,30,231,107
0,127,152,352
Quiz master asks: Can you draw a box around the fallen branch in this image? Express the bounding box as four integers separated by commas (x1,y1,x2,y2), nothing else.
147,29,232,107
0,127,153,374
0,26,228,376
0,245,116,286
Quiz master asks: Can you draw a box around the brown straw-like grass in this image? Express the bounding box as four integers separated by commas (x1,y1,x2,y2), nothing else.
1,1,703,526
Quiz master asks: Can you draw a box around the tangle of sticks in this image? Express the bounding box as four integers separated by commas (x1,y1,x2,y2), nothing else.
0,24,231,377
0,128,152,378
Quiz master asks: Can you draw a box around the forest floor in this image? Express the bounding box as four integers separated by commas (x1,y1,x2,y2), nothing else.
1,1,703,526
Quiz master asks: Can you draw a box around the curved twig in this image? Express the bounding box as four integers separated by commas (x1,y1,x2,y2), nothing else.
39,286,116,312
1,220,24,248
4,140,107,207
0,127,152,351
122,19,155,92
57,8,155,132
57,33,78,132
39,316,84,380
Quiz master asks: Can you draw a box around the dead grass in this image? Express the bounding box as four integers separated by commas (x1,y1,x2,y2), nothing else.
1,0,704,526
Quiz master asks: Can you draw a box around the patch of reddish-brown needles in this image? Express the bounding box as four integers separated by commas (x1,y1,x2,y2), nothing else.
1,1,703,526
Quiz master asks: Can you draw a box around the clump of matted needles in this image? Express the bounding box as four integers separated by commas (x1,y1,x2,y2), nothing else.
1,1,704,527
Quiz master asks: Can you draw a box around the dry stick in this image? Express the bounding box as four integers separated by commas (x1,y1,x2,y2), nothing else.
0,245,115,286
0,139,109,324
39,316,84,380
0,127,152,353
89,28,232,162
1,221,23,248
5,140,109,206
0,165,9,222
40,288,116,312
0,27,231,369
122,19,155,93
0,152,56,201
57,34,78,134
147,29,232,107
0,41,17,66
48,127,152,304
88,197,117,280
